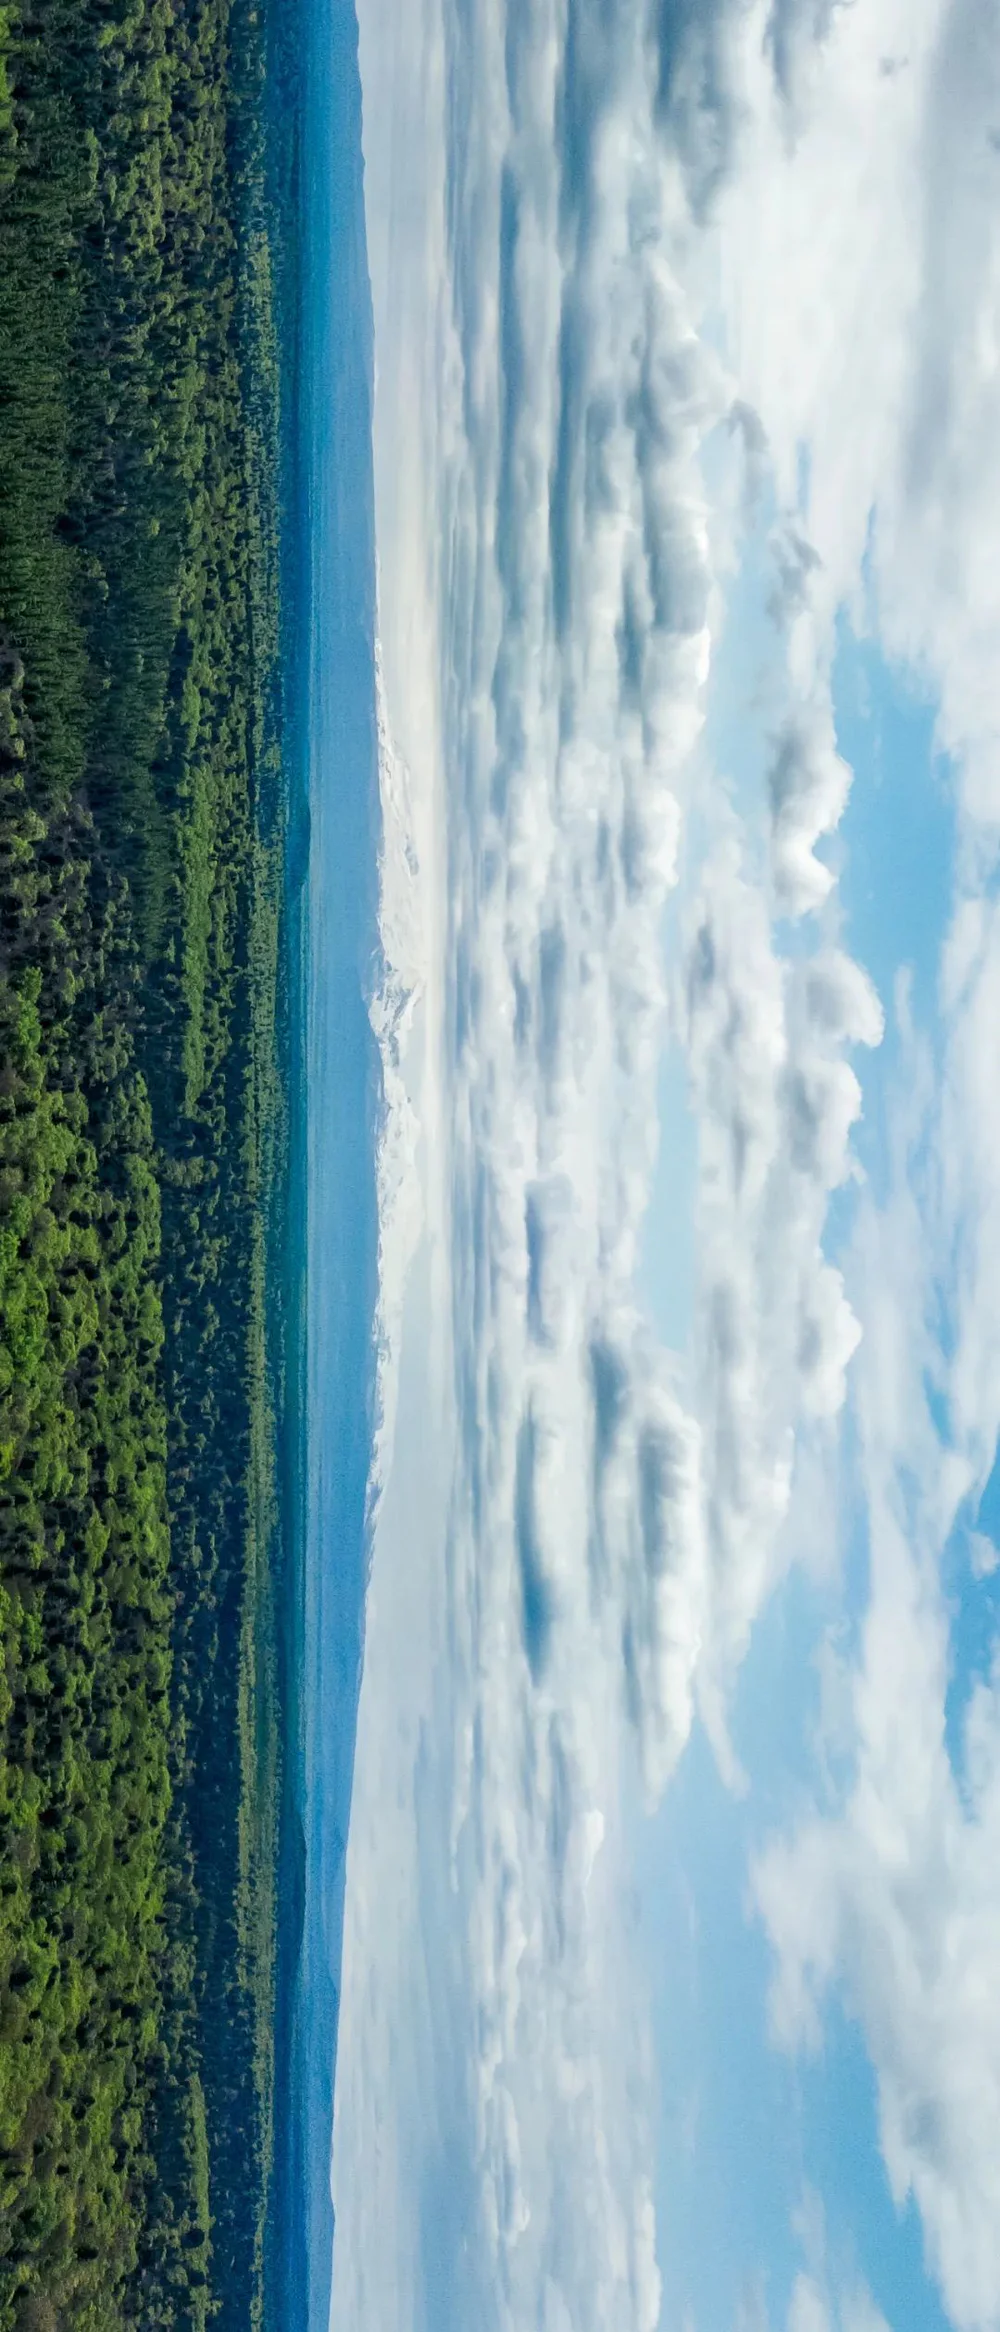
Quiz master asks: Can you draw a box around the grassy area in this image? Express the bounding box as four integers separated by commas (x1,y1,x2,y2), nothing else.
0,0,287,2323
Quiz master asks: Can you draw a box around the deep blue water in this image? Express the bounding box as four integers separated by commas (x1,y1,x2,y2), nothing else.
269,1,381,2324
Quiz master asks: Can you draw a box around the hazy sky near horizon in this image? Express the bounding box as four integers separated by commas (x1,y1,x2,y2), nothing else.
330,2,1000,2330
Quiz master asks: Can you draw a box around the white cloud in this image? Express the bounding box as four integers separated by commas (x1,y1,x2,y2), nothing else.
651,22,1000,2314
755,920,1000,2332
684,848,881,1704
424,0,722,2312
788,2276,831,2332
767,710,852,916
339,0,1000,2325
969,1531,999,1581
841,2297,893,2332
701,0,1000,829
341,0,725,2320
785,2265,893,2332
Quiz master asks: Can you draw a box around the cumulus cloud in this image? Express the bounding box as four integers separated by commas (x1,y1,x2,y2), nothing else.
785,2268,892,2332
969,1531,999,1580
593,1330,709,1799
432,0,881,2238
841,2296,893,2332
634,35,1000,2320
654,0,742,215
788,2277,832,2332
699,0,1000,830
757,1616,1000,2332
425,3,1000,2330
428,0,726,2309
683,850,881,1695
767,711,851,915
340,0,730,2318
754,906,1000,2332
767,520,823,628
341,0,920,2318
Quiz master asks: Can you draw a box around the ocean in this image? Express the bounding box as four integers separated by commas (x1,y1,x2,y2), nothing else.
269,0,382,2323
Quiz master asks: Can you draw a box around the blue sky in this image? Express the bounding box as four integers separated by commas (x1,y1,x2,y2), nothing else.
325,1,1000,2329
634,599,968,2332
643,540,1000,2328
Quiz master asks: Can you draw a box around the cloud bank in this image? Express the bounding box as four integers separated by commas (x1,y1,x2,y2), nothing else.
336,0,1000,2326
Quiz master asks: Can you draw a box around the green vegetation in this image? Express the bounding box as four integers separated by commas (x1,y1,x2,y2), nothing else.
0,0,287,2324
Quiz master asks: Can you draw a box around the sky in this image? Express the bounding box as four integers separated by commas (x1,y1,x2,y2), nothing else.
327,2,1000,2330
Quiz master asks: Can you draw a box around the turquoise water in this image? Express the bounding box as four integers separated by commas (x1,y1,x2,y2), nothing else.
269,0,381,2323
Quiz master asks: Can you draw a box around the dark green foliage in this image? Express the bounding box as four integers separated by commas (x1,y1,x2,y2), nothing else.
0,0,284,2325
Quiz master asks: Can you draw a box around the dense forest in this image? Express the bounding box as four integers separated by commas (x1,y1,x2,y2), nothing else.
0,0,291,2324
